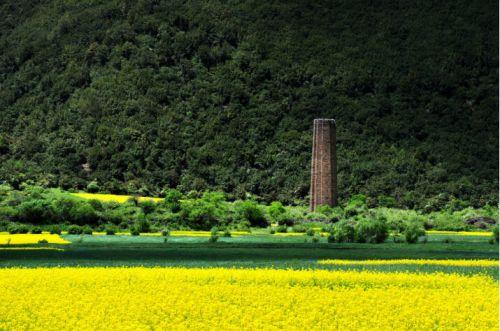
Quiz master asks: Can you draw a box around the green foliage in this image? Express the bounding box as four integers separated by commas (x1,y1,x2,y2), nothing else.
48,225,62,234
130,227,140,236
180,192,227,230
30,226,42,234
233,200,268,227
82,225,93,235
276,225,287,233
8,223,29,234
223,228,231,237
291,224,306,233
67,225,83,235
208,227,219,243
328,220,356,243
105,224,117,235
493,224,499,243
354,217,389,244
306,228,315,236
268,202,286,223
403,222,426,244
0,1,496,208
163,189,182,213
86,181,99,193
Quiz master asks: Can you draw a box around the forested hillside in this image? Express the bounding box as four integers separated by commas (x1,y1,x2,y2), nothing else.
0,0,497,208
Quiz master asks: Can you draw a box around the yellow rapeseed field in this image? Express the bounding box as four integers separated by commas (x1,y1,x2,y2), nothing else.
318,259,499,267
0,234,69,245
426,230,491,236
71,192,163,203
0,267,497,330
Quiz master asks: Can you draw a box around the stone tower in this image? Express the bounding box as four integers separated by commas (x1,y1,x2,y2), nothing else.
310,119,337,211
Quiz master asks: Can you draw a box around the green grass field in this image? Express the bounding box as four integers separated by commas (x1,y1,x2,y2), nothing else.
1,232,497,278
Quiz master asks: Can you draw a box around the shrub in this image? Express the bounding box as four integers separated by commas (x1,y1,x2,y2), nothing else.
223,229,231,237
268,201,286,223
493,223,499,243
306,228,315,236
82,225,93,235
38,239,48,244
344,194,367,217
134,214,151,233
354,217,388,243
139,200,156,214
269,227,276,234
164,189,183,213
67,225,83,235
403,222,425,244
86,180,99,193
276,212,296,226
105,224,117,235
209,227,219,243
328,220,355,243
130,227,140,236
161,228,170,237
234,200,268,227
8,224,29,234
180,192,227,230
291,224,307,233
312,235,320,243
30,226,42,234
49,225,62,234
276,225,287,233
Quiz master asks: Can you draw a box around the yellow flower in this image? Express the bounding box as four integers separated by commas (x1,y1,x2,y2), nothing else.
71,192,163,203
0,234,69,245
0,267,497,330
318,259,498,267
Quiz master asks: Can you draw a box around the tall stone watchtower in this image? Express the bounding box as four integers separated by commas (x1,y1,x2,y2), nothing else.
310,119,337,211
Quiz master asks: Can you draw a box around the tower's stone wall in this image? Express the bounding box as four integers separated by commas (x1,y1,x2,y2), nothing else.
310,119,337,211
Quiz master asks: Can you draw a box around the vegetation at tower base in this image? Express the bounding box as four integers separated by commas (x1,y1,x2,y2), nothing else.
0,1,498,208
0,185,497,240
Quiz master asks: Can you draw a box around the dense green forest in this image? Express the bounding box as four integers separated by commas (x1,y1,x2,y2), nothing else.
0,0,498,208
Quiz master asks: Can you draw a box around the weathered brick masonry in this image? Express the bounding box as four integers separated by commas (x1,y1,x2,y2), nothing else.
310,119,337,211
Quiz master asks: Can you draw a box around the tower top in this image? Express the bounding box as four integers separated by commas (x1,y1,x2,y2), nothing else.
313,118,336,125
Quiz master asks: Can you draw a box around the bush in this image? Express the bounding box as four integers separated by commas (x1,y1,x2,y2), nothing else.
223,229,231,237
276,212,296,226
291,224,306,233
312,235,320,243
234,200,268,227
130,227,140,236
82,225,93,235
134,214,151,233
354,217,388,243
180,192,227,230
49,225,62,234
8,224,29,234
344,194,367,217
161,228,170,237
105,224,117,235
164,189,183,213
139,200,156,214
30,226,42,234
67,225,83,235
38,239,48,244
208,227,219,242
493,223,499,243
306,228,315,236
442,237,454,244
268,201,286,223
403,222,425,244
328,220,355,243
269,227,276,234
86,180,99,193
276,225,287,233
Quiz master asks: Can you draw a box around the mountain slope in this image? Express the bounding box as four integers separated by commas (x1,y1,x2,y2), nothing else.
0,0,498,207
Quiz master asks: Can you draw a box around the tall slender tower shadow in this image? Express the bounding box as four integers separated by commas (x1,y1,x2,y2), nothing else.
310,119,337,211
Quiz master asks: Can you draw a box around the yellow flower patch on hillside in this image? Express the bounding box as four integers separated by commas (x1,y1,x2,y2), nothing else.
0,234,69,245
71,192,163,203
